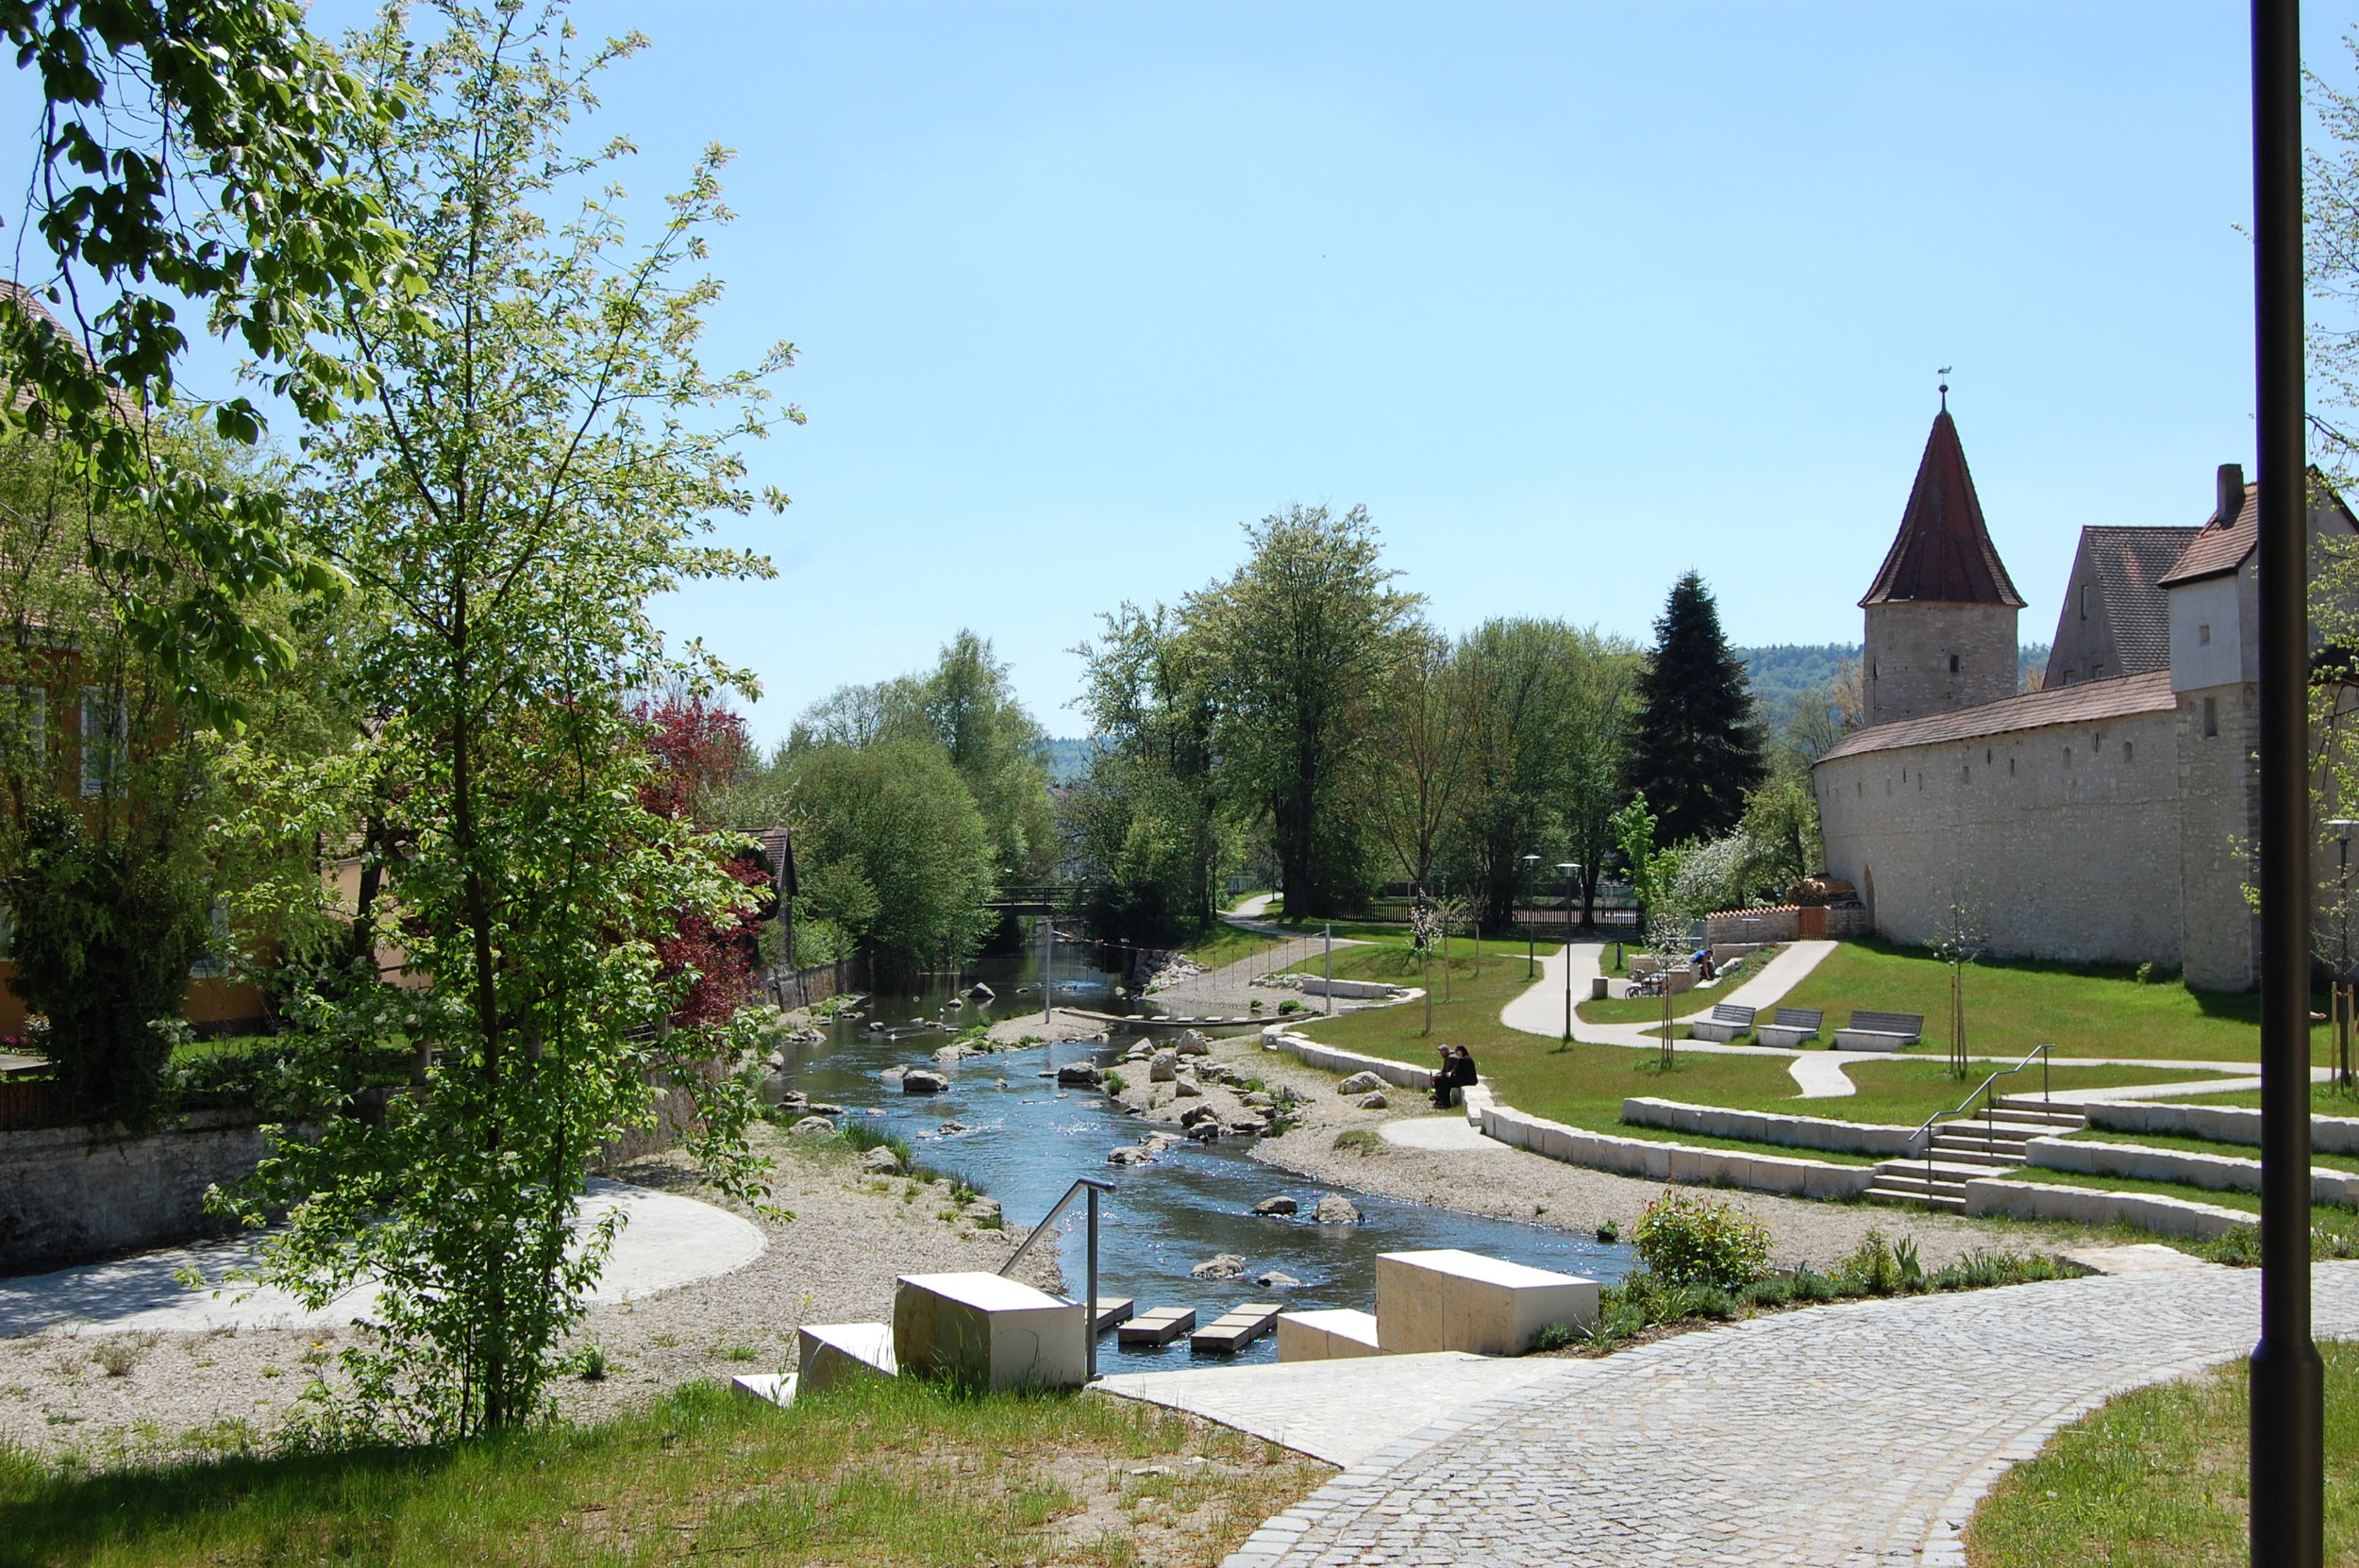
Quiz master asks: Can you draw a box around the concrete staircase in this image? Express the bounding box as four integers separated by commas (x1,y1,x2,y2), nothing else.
1865,1095,2087,1209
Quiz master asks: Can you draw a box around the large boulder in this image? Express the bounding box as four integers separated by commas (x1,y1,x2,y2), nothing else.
1106,1145,1154,1166
788,1115,836,1136
1225,1115,1271,1136
1190,1253,1246,1279
962,1197,1002,1223
859,1144,904,1175
1173,1030,1213,1057
808,1102,845,1115
1177,1103,1219,1126
901,1069,950,1094
1056,1062,1103,1087
1312,1192,1363,1225
1147,1049,1179,1083
933,1043,972,1064
1173,1078,1203,1099
1354,1092,1389,1110
879,1065,907,1084
1337,1071,1384,1095
965,982,995,1000
1256,1270,1301,1289
1242,1092,1275,1109
1183,1121,1222,1143
1252,1194,1298,1216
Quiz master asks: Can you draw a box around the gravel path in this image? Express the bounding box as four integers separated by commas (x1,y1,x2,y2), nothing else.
0,1126,1055,1465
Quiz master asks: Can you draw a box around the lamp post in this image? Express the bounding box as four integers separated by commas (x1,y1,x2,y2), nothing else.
2251,2,2322,1558
1521,854,1541,978
2332,819,2358,1091
1556,862,1581,1044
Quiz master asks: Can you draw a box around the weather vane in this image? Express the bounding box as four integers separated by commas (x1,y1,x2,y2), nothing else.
1938,365,1952,409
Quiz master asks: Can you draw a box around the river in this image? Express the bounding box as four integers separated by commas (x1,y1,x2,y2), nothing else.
778,931,1634,1366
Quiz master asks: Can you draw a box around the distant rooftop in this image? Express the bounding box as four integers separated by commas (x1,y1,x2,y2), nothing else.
1861,406,2026,609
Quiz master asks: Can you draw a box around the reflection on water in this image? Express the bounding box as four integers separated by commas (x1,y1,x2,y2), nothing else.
784,938,1634,1366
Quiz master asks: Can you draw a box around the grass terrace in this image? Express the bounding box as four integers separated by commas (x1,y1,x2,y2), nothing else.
1287,935,2234,1141
1966,1341,2359,1566
0,1377,1326,1568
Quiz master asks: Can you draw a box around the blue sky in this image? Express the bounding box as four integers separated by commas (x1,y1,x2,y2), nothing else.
10,3,2340,744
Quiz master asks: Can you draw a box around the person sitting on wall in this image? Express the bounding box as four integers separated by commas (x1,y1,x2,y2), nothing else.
1430,1045,1457,1109
1694,948,1718,983
1448,1045,1480,1103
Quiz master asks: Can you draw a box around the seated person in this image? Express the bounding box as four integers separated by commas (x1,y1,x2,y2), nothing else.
1430,1044,1457,1109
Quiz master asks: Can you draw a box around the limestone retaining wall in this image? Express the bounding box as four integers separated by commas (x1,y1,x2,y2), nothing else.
1477,1104,1876,1200
2023,1134,2359,1207
1620,1097,1927,1158
1959,1176,2250,1240
0,1111,266,1272
1263,1029,1434,1092
2080,1098,2359,1157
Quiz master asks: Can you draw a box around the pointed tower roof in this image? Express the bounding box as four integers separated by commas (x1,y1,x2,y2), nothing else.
1860,405,2026,608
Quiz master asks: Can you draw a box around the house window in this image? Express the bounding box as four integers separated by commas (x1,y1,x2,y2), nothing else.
2080,583,2091,620
79,687,125,798
2123,741,2133,762
2065,748,2073,768
1949,653,1961,674
2203,695,2219,738
1,686,42,771
2008,756,2016,776
189,897,231,980
2199,623,2213,645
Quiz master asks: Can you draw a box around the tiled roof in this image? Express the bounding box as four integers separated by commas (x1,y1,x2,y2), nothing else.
2156,484,2257,587
1815,669,2176,762
1860,408,2026,609
2082,525,2201,673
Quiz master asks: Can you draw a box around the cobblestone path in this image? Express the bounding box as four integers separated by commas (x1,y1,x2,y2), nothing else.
1223,1261,2359,1566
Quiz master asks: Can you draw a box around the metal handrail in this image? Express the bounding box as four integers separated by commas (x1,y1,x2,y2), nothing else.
1907,1043,2054,1196
999,1176,1116,1379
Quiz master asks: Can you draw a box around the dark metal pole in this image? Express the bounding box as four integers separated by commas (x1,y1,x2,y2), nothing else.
2253,0,2324,1559
1085,1185,1099,1382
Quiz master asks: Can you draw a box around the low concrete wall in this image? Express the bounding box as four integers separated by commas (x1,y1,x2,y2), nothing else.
1296,977,1403,1001
0,1111,266,1273
1621,1097,1927,1159
2023,1134,2359,1207
2081,1099,2359,1158
1263,1029,1434,1092
1479,1103,1876,1200
1960,1176,2250,1241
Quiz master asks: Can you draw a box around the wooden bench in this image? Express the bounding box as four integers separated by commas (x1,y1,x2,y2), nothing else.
1755,1007,1824,1048
1687,1003,1755,1043
1832,1009,1924,1052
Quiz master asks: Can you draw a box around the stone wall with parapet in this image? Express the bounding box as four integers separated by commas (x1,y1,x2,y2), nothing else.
1478,1103,1877,1199
1815,702,2183,968
1701,905,1870,945
1960,1175,2250,1239
0,1111,266,1272
2080,1098,2359,1156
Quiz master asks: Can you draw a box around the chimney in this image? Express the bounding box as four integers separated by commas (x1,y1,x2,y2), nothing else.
2217,462,2247,526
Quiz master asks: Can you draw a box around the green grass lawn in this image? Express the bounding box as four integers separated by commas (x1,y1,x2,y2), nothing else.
1292,937,2231,1135
1966,1341,2359,1566
1776,939,2328,1065
0,1376,1326,1568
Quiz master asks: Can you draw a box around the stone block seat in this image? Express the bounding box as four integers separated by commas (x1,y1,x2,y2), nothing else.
1755,1007,1825,1048
1832,1010,1924,1052
1687,1003,1756,1043
1375,1249,1598,1356
893,1272,1087,1391
1276,1308,1384,1362
797,1321,897,1398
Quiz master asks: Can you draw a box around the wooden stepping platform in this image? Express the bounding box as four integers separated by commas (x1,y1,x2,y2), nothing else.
1191,1302,1282,1354
1117,1306,1197,1346
1091,1296,1136,1334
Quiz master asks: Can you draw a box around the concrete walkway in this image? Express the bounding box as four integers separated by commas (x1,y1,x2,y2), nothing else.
1212,1260,2359,1567
0,1179,765,1336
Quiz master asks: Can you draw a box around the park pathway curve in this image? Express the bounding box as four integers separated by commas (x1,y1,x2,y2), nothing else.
1220,1259,2359,1567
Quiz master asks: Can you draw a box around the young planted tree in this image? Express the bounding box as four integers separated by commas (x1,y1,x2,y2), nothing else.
1624,573,1766,848
221,4,790,1438
1370,627,1472,899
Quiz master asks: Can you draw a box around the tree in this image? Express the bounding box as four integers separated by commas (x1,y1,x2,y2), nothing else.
1369,627,1472,898
1624,573,1766,848
1191,504,1421,919
220,4,786,1438
1070,604,1230,944
2,0,415,724
783,740,996,980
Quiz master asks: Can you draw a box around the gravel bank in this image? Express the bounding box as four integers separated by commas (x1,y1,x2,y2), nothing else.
0,1125,1057,1466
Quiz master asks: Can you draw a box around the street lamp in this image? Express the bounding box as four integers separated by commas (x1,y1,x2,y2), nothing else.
1521,854,1541,978
1556,862,1581,1044
2331,819,2358,1091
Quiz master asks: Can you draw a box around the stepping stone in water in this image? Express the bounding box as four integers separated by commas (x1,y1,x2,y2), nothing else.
1117,1306,1197,1346
1091,1296,1136,1334
1191,1302,1282,1354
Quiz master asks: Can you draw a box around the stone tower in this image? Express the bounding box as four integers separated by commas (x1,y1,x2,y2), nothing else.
1860,400,2024,726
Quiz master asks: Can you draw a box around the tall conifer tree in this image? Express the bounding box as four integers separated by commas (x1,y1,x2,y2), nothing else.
1624,573,1765,845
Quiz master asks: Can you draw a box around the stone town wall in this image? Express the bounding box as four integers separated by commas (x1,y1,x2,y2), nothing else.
1701,906,1871,945
2175,680,2261,991
1862,602,2018,726
0,1111,265,1272
1815,704,2184,968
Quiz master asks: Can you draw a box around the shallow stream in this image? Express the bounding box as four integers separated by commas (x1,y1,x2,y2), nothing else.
780,936,1634,1366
